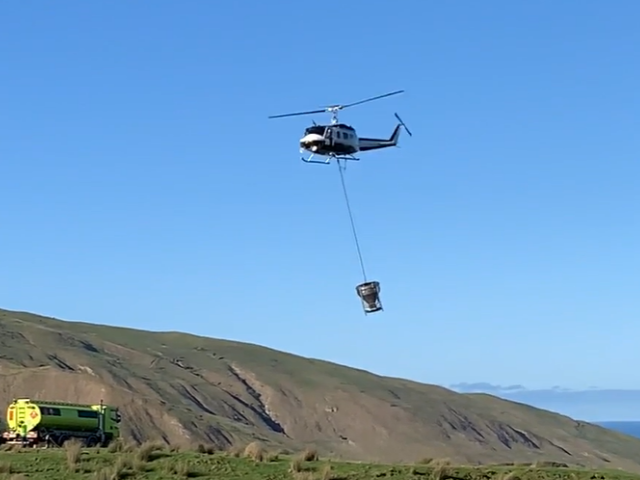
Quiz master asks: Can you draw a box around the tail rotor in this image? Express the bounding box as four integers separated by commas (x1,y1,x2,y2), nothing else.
394,112,413,137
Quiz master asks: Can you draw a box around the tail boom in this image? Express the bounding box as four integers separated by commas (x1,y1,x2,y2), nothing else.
358,112,412,152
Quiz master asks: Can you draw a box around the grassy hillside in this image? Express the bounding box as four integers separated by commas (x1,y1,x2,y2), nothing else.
1,307,640,471
2,441,640,480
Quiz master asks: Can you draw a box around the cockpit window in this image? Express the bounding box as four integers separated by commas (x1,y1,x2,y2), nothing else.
305,126,326,136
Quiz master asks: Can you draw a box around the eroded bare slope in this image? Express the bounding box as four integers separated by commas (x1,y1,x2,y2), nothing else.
1,308,639,471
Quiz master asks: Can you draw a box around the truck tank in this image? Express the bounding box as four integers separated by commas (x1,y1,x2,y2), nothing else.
4,398,121,447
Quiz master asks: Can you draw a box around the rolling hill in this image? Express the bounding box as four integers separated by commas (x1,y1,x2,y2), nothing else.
1,307,640,471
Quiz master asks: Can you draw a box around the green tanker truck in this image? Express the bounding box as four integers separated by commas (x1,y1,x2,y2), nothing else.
0,398,121,447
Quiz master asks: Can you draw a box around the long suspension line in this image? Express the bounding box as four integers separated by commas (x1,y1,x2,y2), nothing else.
336,159,367,283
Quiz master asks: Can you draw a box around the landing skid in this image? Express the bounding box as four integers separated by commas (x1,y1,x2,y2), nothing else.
301,152,360,164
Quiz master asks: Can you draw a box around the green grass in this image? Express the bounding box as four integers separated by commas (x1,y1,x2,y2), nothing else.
0,442,639,480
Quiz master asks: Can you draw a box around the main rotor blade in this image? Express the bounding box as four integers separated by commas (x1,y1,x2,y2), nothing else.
269,90,404,119
341,90,405,109
268,108,326,119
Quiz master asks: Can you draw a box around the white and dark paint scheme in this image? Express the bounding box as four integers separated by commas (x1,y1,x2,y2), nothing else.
269,90,412,164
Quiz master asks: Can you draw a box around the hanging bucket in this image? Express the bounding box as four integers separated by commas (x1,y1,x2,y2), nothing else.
356,281,383,314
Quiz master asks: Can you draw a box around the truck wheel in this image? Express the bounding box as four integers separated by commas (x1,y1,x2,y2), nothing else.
85,435,99,448
100,434,113,448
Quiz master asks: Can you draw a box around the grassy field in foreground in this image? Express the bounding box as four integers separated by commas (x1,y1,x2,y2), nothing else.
1,441,639,480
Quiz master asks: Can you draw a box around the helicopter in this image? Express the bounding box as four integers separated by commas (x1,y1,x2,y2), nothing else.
268,90,412,164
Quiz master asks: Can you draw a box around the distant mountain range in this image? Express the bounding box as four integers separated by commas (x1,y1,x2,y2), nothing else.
597,422,640,439
450,382,640,422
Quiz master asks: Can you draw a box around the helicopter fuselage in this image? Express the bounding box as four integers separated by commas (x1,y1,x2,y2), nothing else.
298,117,409,162
299,124,359,156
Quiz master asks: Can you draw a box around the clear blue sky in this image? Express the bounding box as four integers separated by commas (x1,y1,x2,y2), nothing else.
1,1,638,391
